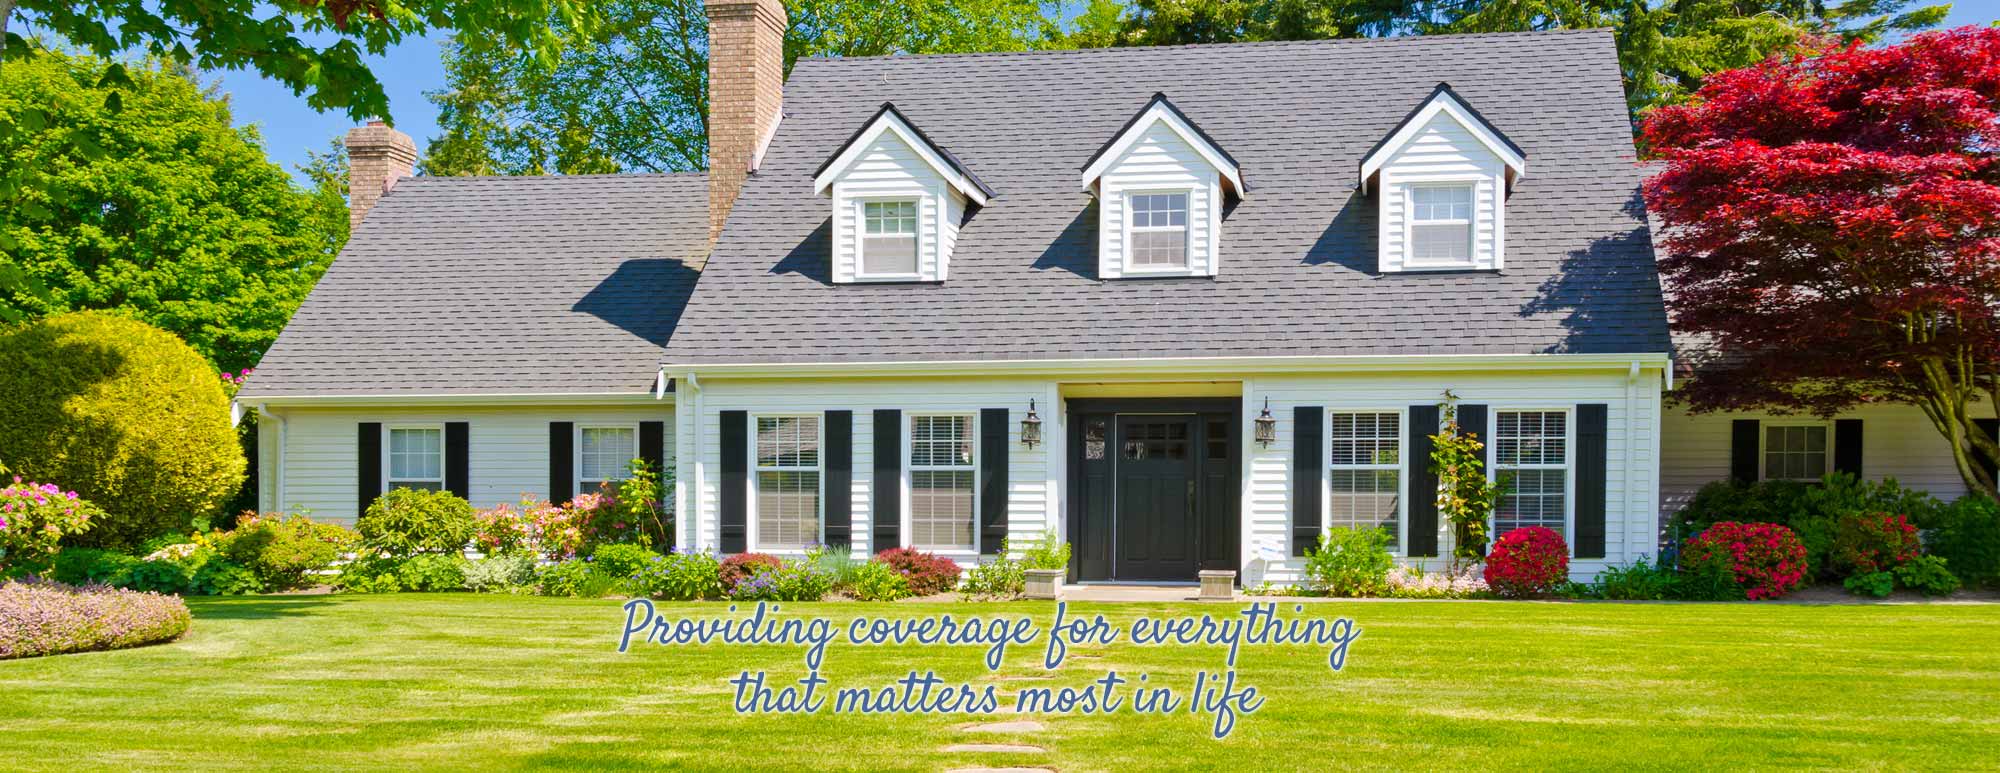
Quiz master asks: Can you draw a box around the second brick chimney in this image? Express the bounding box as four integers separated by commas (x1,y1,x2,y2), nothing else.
705,0,787,242
344,120,418,232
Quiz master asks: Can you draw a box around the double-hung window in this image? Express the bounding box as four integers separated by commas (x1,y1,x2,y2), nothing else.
1409,184,1473,266
909,415,976,551
1492,410,1569,540
1764,425,1828,481
387,426,444,492
1328,412,1402,549
861,200,919,276
755,416,822,550
1127,192,1189,268
579,425,637,496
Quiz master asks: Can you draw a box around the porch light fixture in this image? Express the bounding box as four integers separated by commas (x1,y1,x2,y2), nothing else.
1254,397,1277,448
1021,399,1043,448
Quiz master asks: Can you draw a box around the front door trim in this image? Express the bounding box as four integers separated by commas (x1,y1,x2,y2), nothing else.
1065,397,1242,583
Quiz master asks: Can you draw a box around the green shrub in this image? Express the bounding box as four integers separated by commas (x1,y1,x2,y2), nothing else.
1894,555,1961,597
959,554,1025,600
809,545,863,589
190,558,262,595
590,543,661,581
1673,473,1942,579
0,312,246,549
768,560,836,601
535,559,621,598
1831,512,1922,577
336,553,469,593
121,555,201,594
1670,549,1746,601
1843,571,1895,598
52,548,141,586
848,560,911,601
628,551,723,601
1592,557,1678,601
219,513,353,590
1019,531,1072,571
1924,496,2000,588
463,554,537,593
1303,527,1394,597
359,488,476,556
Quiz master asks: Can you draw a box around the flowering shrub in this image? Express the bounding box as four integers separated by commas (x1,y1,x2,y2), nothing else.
874,548,962,596
1384,565,1490,599
1831,512,1922,577
0,477,101,574
629,550,723,601
1680,521,1808,600
0,579,191,659
719,553,784,594
593,461,672,550
472,503,535,556
725,558,834,602
1484,527,1570,598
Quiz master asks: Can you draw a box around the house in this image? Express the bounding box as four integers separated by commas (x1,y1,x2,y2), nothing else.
242,4,1973,587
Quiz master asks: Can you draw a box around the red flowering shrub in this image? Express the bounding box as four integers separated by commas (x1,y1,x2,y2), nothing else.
718,553,783,593
1483,527,1569,598
1831,512,1922,576
873,548,962,596
1681,521,1808,600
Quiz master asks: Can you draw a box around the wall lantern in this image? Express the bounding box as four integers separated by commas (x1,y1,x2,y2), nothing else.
1254,397,1278,448
1021,399,1043,448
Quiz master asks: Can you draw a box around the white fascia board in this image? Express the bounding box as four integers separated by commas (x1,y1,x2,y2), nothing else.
242,391,672,408
662,352,1672,380
1080,104,1244,196
1360,91,1527,194
812,111,990,207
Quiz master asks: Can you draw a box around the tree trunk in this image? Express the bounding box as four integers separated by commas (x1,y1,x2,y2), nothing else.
0,0,13,65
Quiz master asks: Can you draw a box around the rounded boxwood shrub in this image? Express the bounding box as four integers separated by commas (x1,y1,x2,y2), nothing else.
219,513,355,590
358,488,476,556
0,312,246,549
1681,521,1808,600
1483,526,1570,598
0,579,191,659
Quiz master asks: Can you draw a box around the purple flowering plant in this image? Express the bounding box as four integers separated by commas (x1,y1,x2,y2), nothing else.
0,476,100,575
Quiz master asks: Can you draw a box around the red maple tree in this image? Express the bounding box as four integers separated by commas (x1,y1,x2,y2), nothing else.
1643,26,2000,498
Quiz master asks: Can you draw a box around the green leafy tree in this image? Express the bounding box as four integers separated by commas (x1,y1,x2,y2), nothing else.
0,49,345,372
424,0,1051,176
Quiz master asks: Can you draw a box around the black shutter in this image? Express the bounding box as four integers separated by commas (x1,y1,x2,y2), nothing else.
548,422,574,505
1293,406,1323,556
358,422,382,517
1406,404,1440,557
872,409,902,552
720,410,748,553
639,420,667,548
980,408,1008,555
1978,419,1999,487
1576,404,1608,559
1730,419,1761,484
445,422,470,500
1833,419,1863,477
824,411,853,549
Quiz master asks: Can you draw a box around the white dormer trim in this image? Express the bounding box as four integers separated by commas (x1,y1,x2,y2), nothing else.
1360,84,1526,195
1081,93,1244,197
814,104,990,207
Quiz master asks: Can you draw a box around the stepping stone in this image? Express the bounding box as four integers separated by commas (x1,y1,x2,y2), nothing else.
991,674,1053,681
942,744,1045,754
958,720,1047,734
945,768,1053,773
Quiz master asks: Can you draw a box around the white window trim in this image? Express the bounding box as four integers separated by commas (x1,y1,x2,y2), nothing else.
1121,188,1194,274
1402,180,1479,270
1486,407,1575,552
383,422,446,493
1324,407,1410,558
1760,422,1833,482
853,196,925,283
576,422,641,496
904,412,980,556
749,413,826,553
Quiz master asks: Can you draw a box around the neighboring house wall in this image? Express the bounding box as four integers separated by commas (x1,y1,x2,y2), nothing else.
1660,402,1998,525
1096,123,1222,279
1376,117,1506,273
255,402,675,523
829,131,962,283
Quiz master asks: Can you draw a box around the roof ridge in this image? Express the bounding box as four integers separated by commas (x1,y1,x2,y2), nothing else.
404,171,707,183
793,28,1612,67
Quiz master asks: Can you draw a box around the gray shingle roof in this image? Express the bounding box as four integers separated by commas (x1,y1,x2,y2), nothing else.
662,29,1670,366
240,173,706,398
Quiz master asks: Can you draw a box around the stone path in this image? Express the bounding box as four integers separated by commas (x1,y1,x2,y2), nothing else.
943,719,1053,772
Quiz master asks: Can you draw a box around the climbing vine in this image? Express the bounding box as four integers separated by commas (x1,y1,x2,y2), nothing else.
1430,391,1509,571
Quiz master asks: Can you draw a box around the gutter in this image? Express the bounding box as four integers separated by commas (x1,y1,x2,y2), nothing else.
660,351,1675,380
256,403,288,513
238,391,672,408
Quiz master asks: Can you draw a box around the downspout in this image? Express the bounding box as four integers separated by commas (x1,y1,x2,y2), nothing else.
1625,361,1640,560
684,370,705,552
256,403,288,514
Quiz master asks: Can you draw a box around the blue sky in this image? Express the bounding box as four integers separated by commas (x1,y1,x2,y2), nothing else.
207,0,2000,184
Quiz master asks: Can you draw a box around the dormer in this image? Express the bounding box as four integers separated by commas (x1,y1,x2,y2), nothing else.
814,103,993,284
1360,84,1527,273
1081,94,1244,280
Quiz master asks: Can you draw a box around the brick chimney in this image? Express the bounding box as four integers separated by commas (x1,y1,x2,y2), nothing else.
705,0,787,241
344,120,418,231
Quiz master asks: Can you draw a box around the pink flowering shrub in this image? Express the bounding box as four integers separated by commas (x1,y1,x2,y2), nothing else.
0,477,102,575
1483,527,1571,598
473,502,535,555
1681,521,1809,600
1385,564,1489,599
0,579,190,659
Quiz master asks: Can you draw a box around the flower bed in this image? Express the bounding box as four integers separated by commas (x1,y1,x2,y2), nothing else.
0,579,191,659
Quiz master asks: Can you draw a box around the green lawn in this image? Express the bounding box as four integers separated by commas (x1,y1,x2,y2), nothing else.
4,595,1998,771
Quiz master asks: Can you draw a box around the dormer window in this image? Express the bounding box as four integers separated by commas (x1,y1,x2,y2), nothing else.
861,200,920,277
813,103,993,284
1082,93,1243,280
1361,83,1527,274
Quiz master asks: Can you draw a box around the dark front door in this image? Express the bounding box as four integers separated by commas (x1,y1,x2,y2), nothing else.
1114,416,1199,581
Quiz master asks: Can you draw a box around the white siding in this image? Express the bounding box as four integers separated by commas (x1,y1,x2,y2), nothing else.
1243,368,1662,586
264,402,674,524
829,132,961,284
1377,115,1506,273
1660,402,1997,523
1096,122,1222,279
